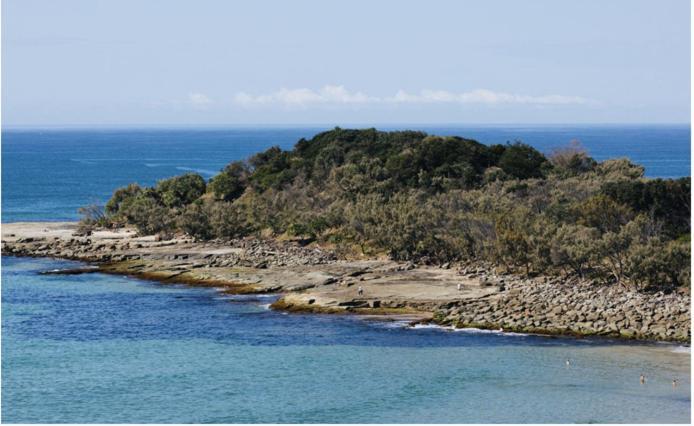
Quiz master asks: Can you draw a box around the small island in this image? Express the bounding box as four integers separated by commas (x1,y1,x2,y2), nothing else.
3,128,690,342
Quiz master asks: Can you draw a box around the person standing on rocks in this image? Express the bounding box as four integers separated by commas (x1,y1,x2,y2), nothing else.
358,286,364,296
457,283,462,291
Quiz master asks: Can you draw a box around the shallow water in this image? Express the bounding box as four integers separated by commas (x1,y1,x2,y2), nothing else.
2,256,690,423
1,125,689,222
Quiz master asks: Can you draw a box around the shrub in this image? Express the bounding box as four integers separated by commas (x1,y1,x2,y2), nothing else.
105,183,142,219
156,173,206,208
177,201,212,240
626,240,691,291
498,142,550,180
549,140,597,176
120,190,173,235
208,161,250,201
86,129,690,292
550,225,599,277
601,178,690,238
208,201,253,238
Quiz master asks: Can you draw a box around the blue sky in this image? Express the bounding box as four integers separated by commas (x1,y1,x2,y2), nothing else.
2,0,690,126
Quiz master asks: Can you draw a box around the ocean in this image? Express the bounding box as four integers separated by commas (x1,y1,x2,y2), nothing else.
1,126,691,423
1,125,690,222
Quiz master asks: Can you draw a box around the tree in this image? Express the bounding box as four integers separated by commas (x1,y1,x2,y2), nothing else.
550,225,599,277
549,140,596,176
156,173,206,208
208,161,250,201
626,240,690,291
105,183,142,218
577,194,633,233
120,190,172,236
81,128,690,292
177,201,212,240
601,178,690,238
498,142,549,180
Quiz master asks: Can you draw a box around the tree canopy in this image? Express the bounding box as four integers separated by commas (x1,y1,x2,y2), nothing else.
94,128,691,292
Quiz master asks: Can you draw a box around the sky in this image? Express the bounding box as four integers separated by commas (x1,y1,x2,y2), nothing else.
2,0,691,127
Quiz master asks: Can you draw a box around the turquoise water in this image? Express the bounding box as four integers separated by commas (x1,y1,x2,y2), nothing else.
2,126,691,422
1,125,690,222
2,256,690,423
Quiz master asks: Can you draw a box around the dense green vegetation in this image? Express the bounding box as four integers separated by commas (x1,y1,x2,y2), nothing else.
86,128,691,292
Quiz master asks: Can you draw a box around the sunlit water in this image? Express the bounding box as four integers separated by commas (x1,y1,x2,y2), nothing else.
2,126,691,422
2,257,690,423
2,125,689,222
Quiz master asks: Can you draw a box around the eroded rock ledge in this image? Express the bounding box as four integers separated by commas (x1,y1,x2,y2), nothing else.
2,222,690,342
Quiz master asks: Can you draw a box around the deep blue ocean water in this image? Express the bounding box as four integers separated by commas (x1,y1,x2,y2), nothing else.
1,125,690,222
1,126,691,423
2,257,690,423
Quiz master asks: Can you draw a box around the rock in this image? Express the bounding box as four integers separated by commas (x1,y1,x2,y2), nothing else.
320,277,338,286
338,300,369,308
620,329,637,338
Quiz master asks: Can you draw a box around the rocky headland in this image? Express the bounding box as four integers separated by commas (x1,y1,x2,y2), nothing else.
2,221,690,343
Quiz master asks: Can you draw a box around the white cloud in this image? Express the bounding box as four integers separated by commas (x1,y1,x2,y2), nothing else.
233,86,593,108
388,89,591,105
188,92,212,109
234,85,377,107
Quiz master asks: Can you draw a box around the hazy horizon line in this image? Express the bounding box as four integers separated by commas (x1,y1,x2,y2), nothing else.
2,122,691,131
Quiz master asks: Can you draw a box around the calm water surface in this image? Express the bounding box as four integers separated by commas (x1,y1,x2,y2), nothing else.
2,257,690,423
1,126,691,423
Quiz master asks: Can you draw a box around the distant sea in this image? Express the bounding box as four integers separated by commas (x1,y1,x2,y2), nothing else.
1,125,690,222
1,125,691,423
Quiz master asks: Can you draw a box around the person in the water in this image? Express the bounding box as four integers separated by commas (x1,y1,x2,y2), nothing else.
672,379,678,387
640,374,646,384
566,359,571,367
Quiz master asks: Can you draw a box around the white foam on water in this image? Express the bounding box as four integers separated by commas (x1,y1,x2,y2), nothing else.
175,166,217,177
409,323,530,337
410,323,453,330
453,327,529,337
221,293,278,301
259,303,271,310
70,158,98,165
374,320,413,329
671,345,691,354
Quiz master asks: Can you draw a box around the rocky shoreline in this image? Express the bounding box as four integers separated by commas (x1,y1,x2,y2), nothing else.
2,222,690,343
